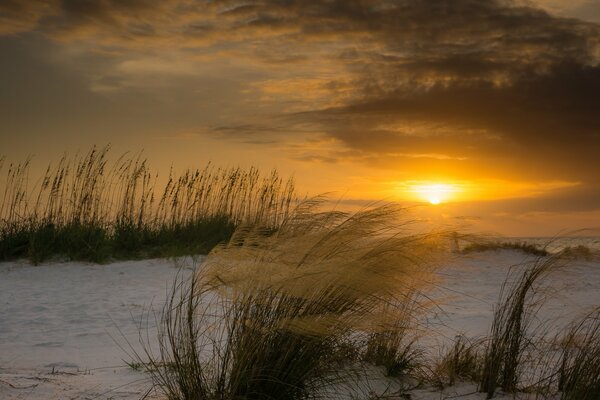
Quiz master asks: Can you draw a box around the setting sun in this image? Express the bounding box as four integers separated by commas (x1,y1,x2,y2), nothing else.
406,183,461,205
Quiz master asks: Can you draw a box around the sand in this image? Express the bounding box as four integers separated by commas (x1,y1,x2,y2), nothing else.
1,251,598,399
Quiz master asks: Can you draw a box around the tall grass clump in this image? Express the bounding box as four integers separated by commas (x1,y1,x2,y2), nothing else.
137,199,447,400
362,292,424,378
430,335,483,388
478,255,563,398
557,308,600,400
561,245,598,261
0,146,296,263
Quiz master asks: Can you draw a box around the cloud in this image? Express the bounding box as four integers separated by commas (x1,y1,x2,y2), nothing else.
302,61,600,177
532,0,600,23
0,0,58,35
1,0,599,189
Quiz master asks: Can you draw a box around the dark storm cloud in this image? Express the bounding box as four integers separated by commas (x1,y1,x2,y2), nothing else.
305,61,600,174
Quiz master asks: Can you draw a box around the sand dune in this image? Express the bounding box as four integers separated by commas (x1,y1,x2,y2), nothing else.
1,251,598,399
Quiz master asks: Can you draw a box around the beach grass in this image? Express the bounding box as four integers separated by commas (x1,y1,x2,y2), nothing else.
478,255,563,398
362,292,423,379
558,308,600,400
461,240,549,257
0,146,295,263
108,196,598,400
135,200,447,400
430,335,484,388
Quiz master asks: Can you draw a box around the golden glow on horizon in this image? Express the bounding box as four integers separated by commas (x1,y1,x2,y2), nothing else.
388,179,581,205
407,182,461,204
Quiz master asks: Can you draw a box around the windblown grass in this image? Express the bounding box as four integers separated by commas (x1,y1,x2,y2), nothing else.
362,292,424,378
0,146,295,263
557,307,600,400
430,335,484,388
137,200,447,400
561,245,599,261
478,255,563,398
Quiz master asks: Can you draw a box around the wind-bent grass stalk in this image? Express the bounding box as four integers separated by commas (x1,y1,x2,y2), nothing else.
478,254,563,398
557,307,600,400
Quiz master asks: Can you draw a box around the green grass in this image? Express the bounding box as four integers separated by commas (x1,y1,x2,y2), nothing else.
0,147,294,263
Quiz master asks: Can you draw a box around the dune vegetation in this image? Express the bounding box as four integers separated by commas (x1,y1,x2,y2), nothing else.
461,241,549,257
0,146,295,263
2,149,598,399
133,200,447,400
129,199,599,400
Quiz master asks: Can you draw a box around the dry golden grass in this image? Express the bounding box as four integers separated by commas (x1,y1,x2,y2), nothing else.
558,307,600,400
139,199,449,400
0,146,296,262
478,255,565,398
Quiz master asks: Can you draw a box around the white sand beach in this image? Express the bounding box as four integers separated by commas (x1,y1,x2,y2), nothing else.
1,251,598,400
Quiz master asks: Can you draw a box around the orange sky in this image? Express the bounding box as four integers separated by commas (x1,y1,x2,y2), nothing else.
1,0,599,236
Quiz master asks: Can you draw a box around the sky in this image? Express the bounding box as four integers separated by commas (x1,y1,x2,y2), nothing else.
1,0,599,236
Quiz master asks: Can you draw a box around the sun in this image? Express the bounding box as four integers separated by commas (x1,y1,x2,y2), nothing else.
405,182,459,205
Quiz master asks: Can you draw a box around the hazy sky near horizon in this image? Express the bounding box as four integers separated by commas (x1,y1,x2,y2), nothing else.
1,0,599,235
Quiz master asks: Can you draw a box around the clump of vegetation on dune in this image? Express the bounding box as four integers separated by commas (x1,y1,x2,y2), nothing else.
362,291,424,379
557,308,600,400
0,146,295,263
462,240,548,256
429,335,484,388
135,199,448,400
120,199,599,400
560,245,599,261
420,248,600,400
478,255,564,399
